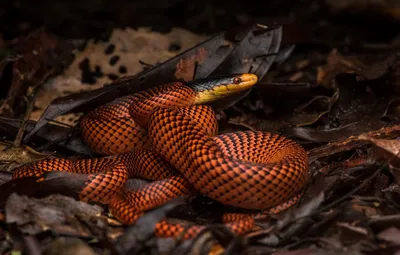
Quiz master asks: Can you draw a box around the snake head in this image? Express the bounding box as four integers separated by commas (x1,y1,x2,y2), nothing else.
187,74,258,104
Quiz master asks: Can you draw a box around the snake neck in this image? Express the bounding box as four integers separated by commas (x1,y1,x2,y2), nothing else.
128,82,197,128
128,74,259,127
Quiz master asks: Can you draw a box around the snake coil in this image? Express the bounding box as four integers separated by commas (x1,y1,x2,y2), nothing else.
13,74,309,239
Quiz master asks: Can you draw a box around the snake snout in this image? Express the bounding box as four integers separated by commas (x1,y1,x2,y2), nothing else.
190,73,259,104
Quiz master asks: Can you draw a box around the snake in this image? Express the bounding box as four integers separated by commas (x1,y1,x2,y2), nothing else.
12,73,309,239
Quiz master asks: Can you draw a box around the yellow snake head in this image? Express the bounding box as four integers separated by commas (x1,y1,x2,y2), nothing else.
188,74,258,104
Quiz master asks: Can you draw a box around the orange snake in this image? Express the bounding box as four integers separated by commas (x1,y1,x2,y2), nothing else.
12,74,309,239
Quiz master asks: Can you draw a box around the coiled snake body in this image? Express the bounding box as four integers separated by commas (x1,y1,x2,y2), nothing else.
13,74,309,239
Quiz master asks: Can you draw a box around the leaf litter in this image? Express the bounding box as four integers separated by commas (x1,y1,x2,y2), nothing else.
0,4,400,255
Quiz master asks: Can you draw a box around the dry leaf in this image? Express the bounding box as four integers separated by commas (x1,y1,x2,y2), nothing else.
32,27,207,125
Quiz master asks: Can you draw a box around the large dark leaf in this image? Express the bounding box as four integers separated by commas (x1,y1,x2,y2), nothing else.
0,172,89,205
23,24,283,143
115,197,186,255
210,24,282,109
0,117,94,156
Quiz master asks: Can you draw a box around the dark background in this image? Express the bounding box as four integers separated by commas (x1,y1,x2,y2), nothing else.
0,0,398,46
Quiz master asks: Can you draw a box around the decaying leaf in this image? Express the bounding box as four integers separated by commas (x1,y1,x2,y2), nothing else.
357,134,400,159
317,49,397,88
308,125,400,163
5,193,106,237
0,142,53,172
286,95,335,126
356,134,400,190
31,27,207,124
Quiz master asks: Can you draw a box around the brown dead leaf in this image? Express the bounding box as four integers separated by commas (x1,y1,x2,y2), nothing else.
357,134,400,173
32,27,207,125
358,134,400,158
317,49,357,88
175,47,209,81
309,125,400,163
287,95,336,126
5,193,106,238
317,49,396,88
0,142,54,172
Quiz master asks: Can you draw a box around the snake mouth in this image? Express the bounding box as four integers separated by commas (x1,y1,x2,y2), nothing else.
191,73,258,104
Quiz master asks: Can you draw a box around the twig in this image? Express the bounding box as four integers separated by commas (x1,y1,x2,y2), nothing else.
138,60,153,68
14,66,58,146
14,87,37,147
192,61,199,80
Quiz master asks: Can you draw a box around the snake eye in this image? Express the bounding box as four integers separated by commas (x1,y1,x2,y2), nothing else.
233,77,242,84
